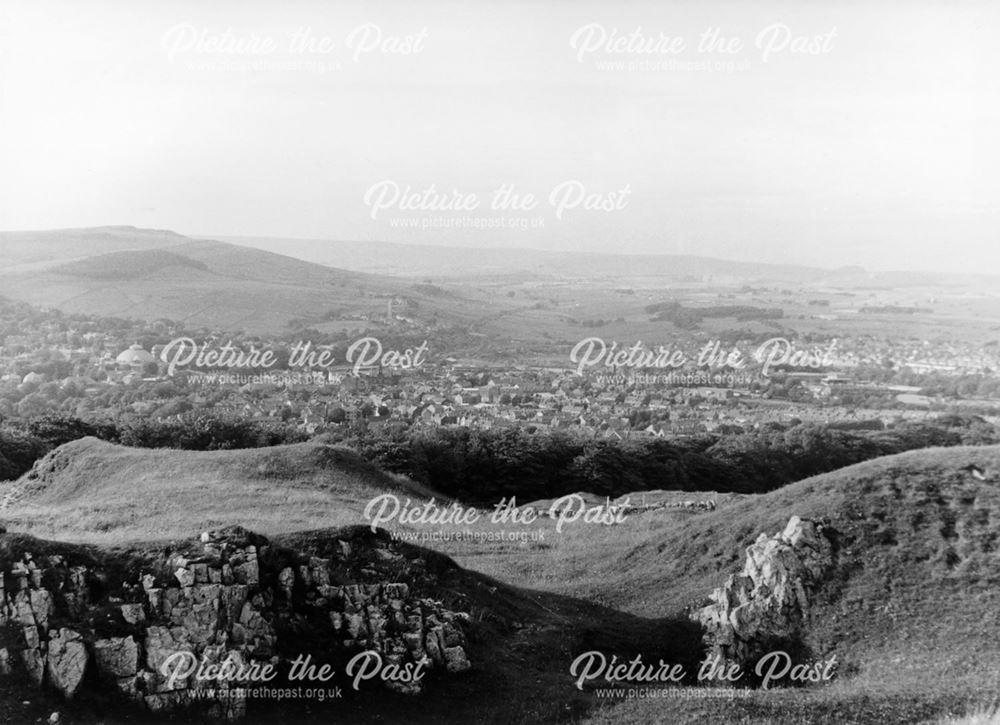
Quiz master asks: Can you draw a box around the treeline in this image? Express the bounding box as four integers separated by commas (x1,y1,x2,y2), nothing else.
337,414,998,502
0,415,307,481
859,305,933,314
644,301,784,329
1,413,996,503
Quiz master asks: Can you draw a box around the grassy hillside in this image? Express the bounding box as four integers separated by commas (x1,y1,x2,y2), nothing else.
52,249,210,279
0,226,188,269
0,437,440,542
504,445,1000,723
221,235,833,282
3,440,1000,722
0,228,495,332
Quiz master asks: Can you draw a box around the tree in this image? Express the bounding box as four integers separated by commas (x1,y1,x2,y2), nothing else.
16,393,53,418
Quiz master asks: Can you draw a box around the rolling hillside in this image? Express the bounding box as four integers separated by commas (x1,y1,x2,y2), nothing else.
2,439,1000,721
224,235,834,282
0,226,189,269
0,227,493,333
0,437,441,542
533,444,1000,723
224,236,1000,292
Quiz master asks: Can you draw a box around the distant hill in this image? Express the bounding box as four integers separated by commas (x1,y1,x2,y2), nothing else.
0,226,188,269
0,227,491,332
4,226,996,342
0,437,441,542
52,248,209,279
222,235,833,282
222,236,1000,294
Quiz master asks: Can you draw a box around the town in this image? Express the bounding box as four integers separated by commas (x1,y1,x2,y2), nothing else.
2,296,998,441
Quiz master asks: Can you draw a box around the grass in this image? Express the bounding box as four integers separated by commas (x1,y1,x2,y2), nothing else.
570,681,981,725
0,437,438,543
934,705,1000,725
4,440,1000,722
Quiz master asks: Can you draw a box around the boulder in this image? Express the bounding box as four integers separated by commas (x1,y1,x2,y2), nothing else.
694,516,834,669
47,629,88,698
93,636,139,679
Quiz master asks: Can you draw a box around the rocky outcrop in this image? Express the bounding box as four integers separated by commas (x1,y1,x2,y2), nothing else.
0,526,472,719
694,516,834,669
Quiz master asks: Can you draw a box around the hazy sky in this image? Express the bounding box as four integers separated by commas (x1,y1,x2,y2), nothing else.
1,0,997,272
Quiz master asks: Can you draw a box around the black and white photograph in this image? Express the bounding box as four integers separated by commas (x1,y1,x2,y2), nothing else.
1,1,998,723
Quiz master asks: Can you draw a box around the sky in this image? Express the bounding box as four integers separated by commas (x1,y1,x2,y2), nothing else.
0,0,997,273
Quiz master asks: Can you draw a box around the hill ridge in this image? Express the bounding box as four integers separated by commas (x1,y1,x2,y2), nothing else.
0,437,441,542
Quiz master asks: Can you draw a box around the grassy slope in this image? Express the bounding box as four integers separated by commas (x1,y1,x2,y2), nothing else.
0,437,440,542
559,445,1000,724
0,229,496,332
4,440,1000,722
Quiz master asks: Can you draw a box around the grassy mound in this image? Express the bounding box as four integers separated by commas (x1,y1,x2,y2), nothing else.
538,444,1000,723
0,437,440,543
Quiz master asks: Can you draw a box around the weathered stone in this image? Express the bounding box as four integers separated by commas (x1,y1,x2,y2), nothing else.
693,516,834,670
146,588,162,614
174,567,195,588
121,603,145,624
113,673,145,701
93,636,139,679
30,589,53,632
385,583,409,600
145,626,194,690
220,585,248,624
145,691,192,713
23,624,41,649
308,557,331,587
1,529,472,717
337,539,352,559
232,559,258,586
444,646,471,673
47,629,88,698
278,567,295,600
297,565,312,588
21,646,46,686
13,590,36,627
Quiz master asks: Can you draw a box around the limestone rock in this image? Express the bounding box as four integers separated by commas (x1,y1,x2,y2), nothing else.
121,603,145,624
174,567,195,588
1,527,473,717
278,567,295,600
21,646,46,686
47,629,88,698
694,516,834,669
93,636,139,679
444,646,471,673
